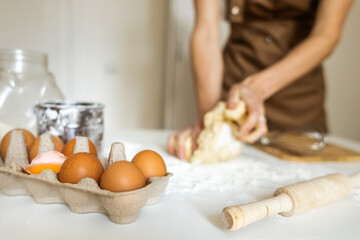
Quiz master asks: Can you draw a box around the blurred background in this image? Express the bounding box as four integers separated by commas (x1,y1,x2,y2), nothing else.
0,0,359,141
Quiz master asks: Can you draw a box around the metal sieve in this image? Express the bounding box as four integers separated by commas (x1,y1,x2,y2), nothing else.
33,101,104,153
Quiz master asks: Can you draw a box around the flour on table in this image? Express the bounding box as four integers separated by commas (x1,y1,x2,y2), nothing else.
351,188,360,207
163,146,337,206
114,141,360,208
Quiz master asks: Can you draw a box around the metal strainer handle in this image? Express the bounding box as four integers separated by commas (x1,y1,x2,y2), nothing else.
259,128,326,156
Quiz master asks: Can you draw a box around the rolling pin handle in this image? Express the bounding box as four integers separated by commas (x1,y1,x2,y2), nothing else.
221,193,293,231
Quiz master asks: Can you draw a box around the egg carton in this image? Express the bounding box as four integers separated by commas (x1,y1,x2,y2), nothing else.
0,130,172,224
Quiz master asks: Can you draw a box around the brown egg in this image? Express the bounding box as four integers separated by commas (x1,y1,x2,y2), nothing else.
131,150,167,180
100,161,146,192
58,152,104,184
62,138,97,157
29,135,64,162
0,128,35,160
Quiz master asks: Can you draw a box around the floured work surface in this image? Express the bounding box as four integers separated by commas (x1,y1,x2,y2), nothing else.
254,133,360,162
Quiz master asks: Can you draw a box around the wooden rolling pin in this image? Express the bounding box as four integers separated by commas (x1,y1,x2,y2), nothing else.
221,171,360,231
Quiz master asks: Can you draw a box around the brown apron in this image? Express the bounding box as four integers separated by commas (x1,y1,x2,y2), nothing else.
223,0,327,132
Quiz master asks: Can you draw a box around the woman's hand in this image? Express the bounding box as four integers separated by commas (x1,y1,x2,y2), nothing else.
227,78,268,143
167,120,202,160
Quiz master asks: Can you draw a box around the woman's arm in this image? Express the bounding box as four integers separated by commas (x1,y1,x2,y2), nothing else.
242,0,354,100
228,0,354,143
192,0,223,121
168,0,222,160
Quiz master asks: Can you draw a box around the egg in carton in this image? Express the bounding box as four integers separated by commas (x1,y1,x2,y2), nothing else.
0,130,172,224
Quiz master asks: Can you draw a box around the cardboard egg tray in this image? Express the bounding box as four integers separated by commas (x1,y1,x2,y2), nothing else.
0,130,172,224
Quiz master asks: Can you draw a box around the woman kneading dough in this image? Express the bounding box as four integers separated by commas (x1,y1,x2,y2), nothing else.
168,0,353,161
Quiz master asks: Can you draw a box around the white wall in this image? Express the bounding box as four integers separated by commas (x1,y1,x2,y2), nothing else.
324,0,360,141
0,0,168,133
70,0,168,130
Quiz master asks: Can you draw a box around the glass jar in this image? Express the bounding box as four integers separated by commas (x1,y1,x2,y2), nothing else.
0,49,64,137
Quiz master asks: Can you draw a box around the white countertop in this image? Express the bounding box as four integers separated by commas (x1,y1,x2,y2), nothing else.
1,129,360,240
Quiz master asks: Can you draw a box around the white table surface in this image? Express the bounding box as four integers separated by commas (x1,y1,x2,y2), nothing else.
1,129,360,240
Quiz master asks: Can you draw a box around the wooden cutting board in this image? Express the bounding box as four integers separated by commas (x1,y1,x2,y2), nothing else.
253,133,360,162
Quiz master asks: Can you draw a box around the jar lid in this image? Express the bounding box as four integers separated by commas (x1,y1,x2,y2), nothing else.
0,48,47,64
